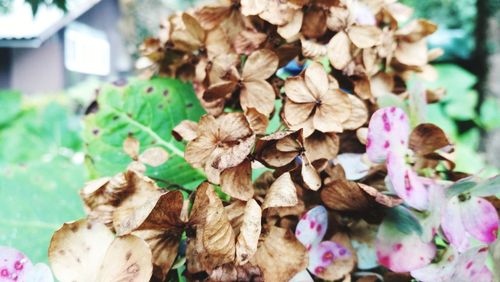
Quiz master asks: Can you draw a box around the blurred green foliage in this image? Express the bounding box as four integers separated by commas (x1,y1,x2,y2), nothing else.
0,91,85,263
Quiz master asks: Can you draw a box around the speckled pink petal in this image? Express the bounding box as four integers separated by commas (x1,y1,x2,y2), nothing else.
410,247,457,282
0,246,34,281
376,220,436,272
452,246,492,282
308,241,350,276
366,107,409,163
296,206,328,249
441,197,470,252
418,180,445,242
460,197,499,244
19,263,54,282
387,152,429,210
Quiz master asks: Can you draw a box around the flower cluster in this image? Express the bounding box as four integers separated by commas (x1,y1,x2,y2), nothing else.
46,0,499,281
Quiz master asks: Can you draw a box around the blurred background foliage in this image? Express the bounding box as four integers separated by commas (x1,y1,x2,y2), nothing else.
0,0,499,264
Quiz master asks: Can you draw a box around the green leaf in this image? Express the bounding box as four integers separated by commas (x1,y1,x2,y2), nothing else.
445,177,478,198
479,97,500,130
471,175,500,197
84,77,206,189
444,90,477,121
385,206,423,235
0,90,22,127
0,157,85,264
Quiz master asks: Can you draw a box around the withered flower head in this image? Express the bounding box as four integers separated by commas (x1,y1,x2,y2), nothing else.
185,112,256,183
283,62,352,136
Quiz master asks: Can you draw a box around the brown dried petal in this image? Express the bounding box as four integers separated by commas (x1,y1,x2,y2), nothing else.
242,49,279,81
348,25,382,48
220,160,254,201
236,199,262,265
358,183,403,208
304,132,339,162
245,108,269,135
204,80,238,101
250,226,308,281
301,7,327,38
123,136,140,159
328,31,352,70
49,219,115,282
409,123,451,156
320,179,371,211
342,95,368,130
189,182,236,271
277,10,304,40
241,0,266,15
395,39,428,67
285,76,316,103
96,235,153,282
172,120,199,142
240,80,276,116
301,155,322,191
208,263,263,281
301,38,328,60
395,19,437,42
234,29,268,55
262,172,298,209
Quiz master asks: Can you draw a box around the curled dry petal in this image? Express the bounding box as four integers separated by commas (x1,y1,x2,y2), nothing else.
245,108,269,135
240,80,276,116
395,39,428,67
138,147,169,167
395,19,437,42
172,120,198,141
303,132,339,162
250,226,309,281
320,179,372,211
242,49,279,81
220,159,254,201
409,123,451,156
208,263,263,281
348,25,382,48
328,31,352,70
188,182,236,271
301,156,322,191
342,94,368,130
262,172,299,210
236,199,262,265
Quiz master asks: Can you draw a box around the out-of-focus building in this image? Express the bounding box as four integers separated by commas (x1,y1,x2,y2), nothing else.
0,0,131,94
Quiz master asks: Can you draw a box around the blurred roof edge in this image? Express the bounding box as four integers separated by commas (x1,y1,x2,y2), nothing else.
0,0,103,48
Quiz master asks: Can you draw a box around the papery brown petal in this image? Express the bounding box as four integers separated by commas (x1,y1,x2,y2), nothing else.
305,61,329,99
370,72,394,97
185,134,217,169
278,10,304,40
320,179,371,211
182,13,205,43
49,219,115,282
213,134,256,170
409,123,451,155
204,80,238,101
138,147,169,167
80,177,111,211
241,0,266,15
225,200,247,235
284,101,315,126
348,25,382,48
123,136,140,159
301,38,328,60
242,49,279,81
318,233,356,281
395,19,437,42
362,48,378,75
236,199,262,265
301,7,327,38
262,172,298,209
195,6,232,30
208,263,263,281
96,235,153,282
314,89,352,133
250,226,308,281
304,131,339,162
342,94,368,130
245,108,269,135
358,183,403,208
206,28,231,59
240,80,276,116
352,75,373,100
301,155,322,191
220,160,254,201
234,29,268,55
326,6,349,31
172,120,199,141
260,144,298,168
189,183,236,271
258,1,298,26
276,135,301,152
328,31,352,70
324,162,346,184
285,76,316,103
217,112,254,141
395,39,428,66
385,2,414,23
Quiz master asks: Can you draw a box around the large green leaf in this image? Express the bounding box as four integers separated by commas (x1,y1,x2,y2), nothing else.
0,90,22,127
84,77,206,188
0,157,85,264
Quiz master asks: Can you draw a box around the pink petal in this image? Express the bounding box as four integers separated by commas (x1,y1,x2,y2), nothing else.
308,241,350,276
366,107,409,163
0,246,34,281
441,197,470,252
387,152,429,210
411,247,457,282
460,197,499,244
296,206,328,248
418,180,445,242
452,246,492,282
376,220,436,272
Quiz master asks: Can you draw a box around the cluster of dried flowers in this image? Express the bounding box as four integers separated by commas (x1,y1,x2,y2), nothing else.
45,0,500,281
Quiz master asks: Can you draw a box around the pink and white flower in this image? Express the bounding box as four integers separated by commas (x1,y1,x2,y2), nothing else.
0,246,53,282
290,206,351,281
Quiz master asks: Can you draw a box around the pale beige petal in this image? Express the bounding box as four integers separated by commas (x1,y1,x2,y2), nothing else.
172,120,199,141
185,134,217,168
241,0,267,16
283,101,315,126
327,31,352,70
301,156,321,191
220,160,254,201
284,76,316,103
242,49,279,80
217,112,254,141
276,135,301,152
347,25,382,48
213,135,256,170
262,172,298,209
342,94,368,130
204,80,237,101
304,132,339,161
245,108,269,135
240,80,276,116
395,39,428,66
277,10,304,41
305,61,329,99
236,199,262,265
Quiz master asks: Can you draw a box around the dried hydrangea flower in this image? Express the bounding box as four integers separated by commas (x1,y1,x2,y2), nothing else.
283,62,352,136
